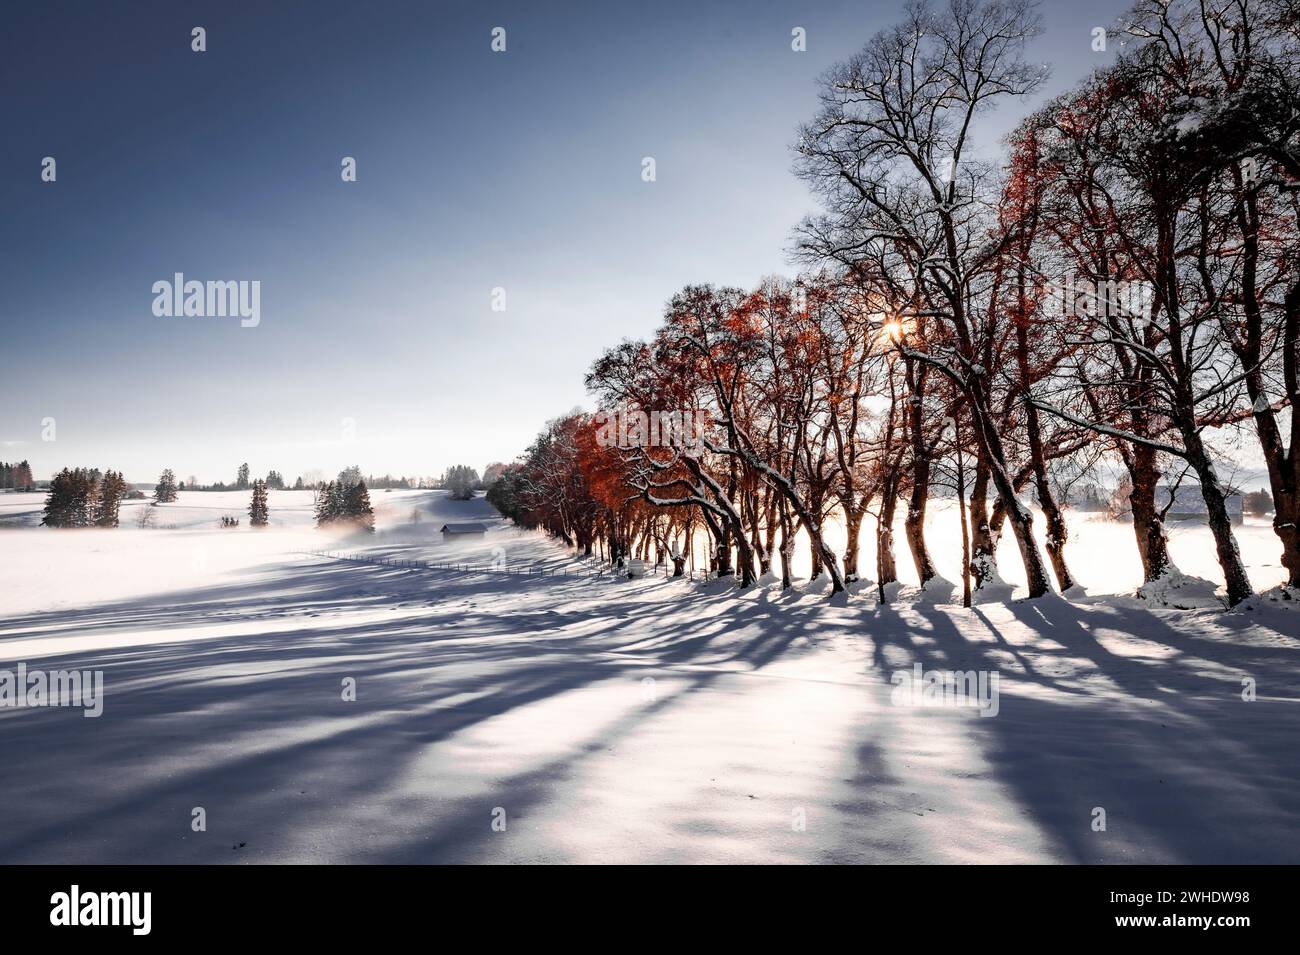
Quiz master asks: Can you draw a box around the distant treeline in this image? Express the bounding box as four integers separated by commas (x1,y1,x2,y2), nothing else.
171,462,510,495
32,460,513,536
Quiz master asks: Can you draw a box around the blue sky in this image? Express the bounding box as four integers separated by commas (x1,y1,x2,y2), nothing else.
0,0,1131,484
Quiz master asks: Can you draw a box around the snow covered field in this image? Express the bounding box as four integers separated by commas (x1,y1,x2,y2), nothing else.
0,489,1297,863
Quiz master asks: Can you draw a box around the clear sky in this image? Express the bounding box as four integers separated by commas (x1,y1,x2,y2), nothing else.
0,0,1132,485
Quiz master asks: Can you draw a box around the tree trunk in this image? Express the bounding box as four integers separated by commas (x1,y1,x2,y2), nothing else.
777,500,795,590
763,503,779,578
808,521,824,580
904,463,937,587
1017,351,1075,592
1127,439,1172,585
969,458,1000,590
1032,462,1074,593
1180,424,1253,606
1238,278,1300,587
903,358,938,587
745,488,770,575
877,490,899,588
733,530,757,588
843,505,864,583
969,384,1052,598
714,522,731,578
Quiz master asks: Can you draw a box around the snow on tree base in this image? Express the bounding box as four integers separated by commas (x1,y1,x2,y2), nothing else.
803,573,835,596
1136,567,1223,610
844,578,878,598
1245,585,1300,611
880,580,905,603
972,573,1016,605
914,575,956,605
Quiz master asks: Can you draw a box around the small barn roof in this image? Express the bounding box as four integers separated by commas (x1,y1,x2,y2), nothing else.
440,523,488,533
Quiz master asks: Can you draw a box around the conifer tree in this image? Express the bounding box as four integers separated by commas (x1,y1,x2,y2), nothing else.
315,481,338,526
73,469,99,527
347,480,375,532
41,468,76,527
94,470,127,527
249,479,269,526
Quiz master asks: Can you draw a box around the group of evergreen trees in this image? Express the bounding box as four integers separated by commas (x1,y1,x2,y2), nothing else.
41,468,128,528
1,460,35,491
314,480,374,532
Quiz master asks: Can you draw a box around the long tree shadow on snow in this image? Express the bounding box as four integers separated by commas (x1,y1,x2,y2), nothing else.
861,596,1300,862
0,557,841,862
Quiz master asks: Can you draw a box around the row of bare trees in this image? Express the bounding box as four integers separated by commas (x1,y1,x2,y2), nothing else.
490,0,1299,607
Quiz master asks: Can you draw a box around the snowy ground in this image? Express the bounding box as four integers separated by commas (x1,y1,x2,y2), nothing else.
0,489,1297,863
